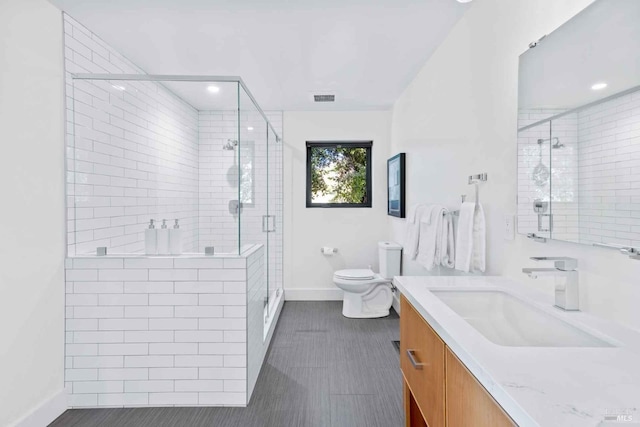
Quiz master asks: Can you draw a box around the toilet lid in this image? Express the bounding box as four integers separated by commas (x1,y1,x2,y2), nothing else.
334,269,375,280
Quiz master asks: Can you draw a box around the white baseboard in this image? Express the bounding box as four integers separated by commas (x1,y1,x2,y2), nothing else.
392,291,401,315
284,288,343,301
10,388,67,427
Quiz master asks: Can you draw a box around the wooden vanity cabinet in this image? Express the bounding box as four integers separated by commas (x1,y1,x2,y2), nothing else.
445,348,515,427
400,296,446,427
400,295,516,427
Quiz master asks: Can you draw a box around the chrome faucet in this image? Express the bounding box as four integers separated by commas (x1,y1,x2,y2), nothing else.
522,257,579,311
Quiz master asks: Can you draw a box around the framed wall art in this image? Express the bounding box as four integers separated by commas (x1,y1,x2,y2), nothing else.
387,153,405,218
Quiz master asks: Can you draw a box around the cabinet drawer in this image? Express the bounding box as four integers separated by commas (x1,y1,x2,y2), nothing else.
446,348,516,427
400,295,445,427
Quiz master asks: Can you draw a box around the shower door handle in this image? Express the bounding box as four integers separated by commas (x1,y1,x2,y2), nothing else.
262,215,276,233
229,200,242,215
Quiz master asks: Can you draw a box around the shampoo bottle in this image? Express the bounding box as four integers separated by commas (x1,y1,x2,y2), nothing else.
157,219,170,255
145,219,157,255
170,219,182,255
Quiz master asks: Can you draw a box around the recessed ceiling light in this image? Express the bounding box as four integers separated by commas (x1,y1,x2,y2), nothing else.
247,127,254,131
591,82,608,91
456,0,473,3
111,84,126,91
207,85,220,94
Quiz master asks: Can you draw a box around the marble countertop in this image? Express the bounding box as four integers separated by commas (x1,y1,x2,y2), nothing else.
394,276,640,427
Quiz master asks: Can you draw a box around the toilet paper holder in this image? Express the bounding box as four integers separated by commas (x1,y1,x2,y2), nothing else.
320,247,338,254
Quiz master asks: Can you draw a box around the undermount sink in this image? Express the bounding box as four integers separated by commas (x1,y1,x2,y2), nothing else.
431,290,613,347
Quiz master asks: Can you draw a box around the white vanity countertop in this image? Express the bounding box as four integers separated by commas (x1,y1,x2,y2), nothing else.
394,276,640,427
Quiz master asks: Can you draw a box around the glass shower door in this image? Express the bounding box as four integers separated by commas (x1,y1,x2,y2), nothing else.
237,86,282,328
266,125,282,314
517,120,553,239
238,86,269,323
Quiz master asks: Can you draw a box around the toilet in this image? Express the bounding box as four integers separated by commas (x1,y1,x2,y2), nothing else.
333,241,402,318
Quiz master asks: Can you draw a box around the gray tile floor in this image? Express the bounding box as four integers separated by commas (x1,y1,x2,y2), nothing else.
50,301,402,427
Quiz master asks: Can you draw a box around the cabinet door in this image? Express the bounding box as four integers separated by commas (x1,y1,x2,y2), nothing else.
400,295,446,427
404,378,428,427
445,348,516,427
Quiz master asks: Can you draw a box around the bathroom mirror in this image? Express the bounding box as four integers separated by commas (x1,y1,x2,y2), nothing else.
517,0,640,249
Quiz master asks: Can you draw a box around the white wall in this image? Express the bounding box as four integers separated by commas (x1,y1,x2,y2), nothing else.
0,0,66,425
389,0,640,331
283,111,392,299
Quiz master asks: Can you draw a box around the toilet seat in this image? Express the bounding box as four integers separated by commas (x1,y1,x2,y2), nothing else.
333,273,390,289
334,269,376,280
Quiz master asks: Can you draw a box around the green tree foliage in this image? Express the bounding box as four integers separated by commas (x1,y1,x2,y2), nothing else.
310,147,368,203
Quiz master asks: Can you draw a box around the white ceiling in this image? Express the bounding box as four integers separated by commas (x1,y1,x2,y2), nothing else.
50,0,470,111
519,0,640,111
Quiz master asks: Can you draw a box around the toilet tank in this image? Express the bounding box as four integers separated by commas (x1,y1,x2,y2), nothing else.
378,241,402,279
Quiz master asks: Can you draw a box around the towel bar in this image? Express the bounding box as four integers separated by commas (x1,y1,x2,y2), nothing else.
320,247,338,254
468,173,487,203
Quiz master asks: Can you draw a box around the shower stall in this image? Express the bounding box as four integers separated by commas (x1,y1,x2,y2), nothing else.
65,74,283,407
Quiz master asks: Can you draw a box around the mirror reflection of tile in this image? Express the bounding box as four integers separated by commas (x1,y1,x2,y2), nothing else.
517,0,640,248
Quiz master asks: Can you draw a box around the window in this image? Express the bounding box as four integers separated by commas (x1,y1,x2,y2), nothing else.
239,141,255,206
306,141,372,208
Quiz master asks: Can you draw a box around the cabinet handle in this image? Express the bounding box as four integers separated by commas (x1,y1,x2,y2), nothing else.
406,349,425,370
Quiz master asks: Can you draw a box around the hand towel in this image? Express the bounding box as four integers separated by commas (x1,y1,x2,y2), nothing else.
439,210,455,269
471,203,486,273
404,204,425,260
416,205,443,271
454,202,476,272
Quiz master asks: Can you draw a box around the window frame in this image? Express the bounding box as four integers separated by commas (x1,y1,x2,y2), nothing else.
305,140,373,208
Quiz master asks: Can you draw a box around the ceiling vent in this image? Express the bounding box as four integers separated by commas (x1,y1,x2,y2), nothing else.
314,94,335,103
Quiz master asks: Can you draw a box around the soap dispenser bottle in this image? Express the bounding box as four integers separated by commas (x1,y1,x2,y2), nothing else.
170,219,182,255
145,219,157,255
157,219,170,255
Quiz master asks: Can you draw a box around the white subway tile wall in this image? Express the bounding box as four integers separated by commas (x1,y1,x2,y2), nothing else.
65,250,266,407
198,111,239,253
517,90,640,245
197,111,283,255
64,15,199,255
577,90,640,247
65,14,284,259
246,246,267,399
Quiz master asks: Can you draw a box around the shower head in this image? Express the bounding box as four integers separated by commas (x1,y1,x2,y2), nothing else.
223,139,238,150
537,137,564,149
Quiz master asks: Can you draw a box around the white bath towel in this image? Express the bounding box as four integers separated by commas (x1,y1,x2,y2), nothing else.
471,203,486,273
416,205,444,271
439,211,455,269
454,202,476,272
404,204,427,260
